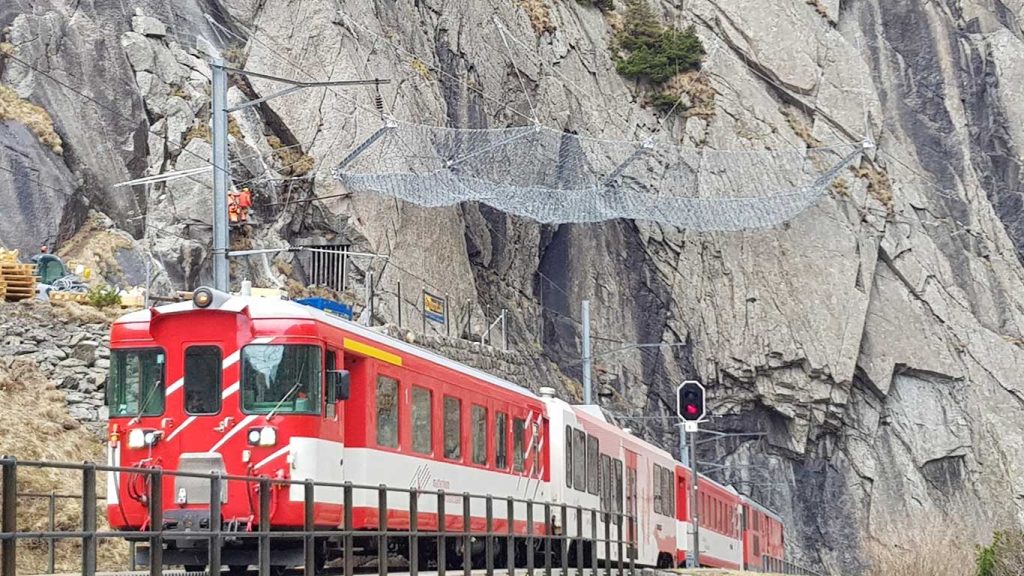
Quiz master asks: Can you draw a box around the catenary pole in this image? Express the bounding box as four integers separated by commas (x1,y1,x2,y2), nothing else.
211,57,230,291
582,300,592,404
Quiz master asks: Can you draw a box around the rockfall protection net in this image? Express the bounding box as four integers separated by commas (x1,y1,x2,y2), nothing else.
334,121,865,231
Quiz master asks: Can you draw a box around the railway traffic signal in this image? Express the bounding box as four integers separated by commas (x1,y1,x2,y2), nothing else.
677,380,706,422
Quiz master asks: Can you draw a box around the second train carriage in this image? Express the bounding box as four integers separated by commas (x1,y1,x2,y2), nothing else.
104,287,785,571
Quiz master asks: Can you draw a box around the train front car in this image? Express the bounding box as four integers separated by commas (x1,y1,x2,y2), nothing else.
105,289,346,571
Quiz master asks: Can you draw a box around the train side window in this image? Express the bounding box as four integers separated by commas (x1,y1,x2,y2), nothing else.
495,412,508,470
513,417,526,472
586,435,599,495
613,459,623,524
184,346,221,415
376,376,399,448
411,386,433,455
572,429,586,490
444,396,462,460
565,426,573,487
471,404,488,465
600,455,611,511
652,464,663,514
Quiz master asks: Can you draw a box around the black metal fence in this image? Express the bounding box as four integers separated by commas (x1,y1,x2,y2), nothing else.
761,554,824,576
0,457,638,576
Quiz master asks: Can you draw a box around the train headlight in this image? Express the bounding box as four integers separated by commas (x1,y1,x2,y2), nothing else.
128,429,145,449
193,287,214,308
127,429,160,449
247,427,277,447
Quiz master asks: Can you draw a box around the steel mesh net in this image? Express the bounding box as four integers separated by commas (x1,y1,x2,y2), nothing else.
335,121,863,230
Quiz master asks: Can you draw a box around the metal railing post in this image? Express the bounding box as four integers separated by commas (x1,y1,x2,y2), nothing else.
258,478,271,576
543,502,552,576
82,464,97,576
409,488,419,576
47,491,56,574
506,498,515,575
616,513,624,574
461,493,471,576
344,483,354,576
437,490,447,576
525,500,534,576
603,512,611,576
575,505,584,576
149,469,163,576
559,504,568,573
590,509,598,576
629,515,636,576
1,457,17,576
304,480,316,576
484,496,493,576
378,485,388,576
209,473,222,575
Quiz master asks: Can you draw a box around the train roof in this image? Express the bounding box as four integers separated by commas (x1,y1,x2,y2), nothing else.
115,295,540,401
739,493,783,521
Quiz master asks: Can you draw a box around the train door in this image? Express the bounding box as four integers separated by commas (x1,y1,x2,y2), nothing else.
625,450,638,556
324,347,344,442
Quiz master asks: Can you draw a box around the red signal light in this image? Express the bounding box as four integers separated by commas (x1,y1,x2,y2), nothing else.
686,404,699,416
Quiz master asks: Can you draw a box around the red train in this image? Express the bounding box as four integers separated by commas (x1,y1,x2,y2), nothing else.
105,287,784,572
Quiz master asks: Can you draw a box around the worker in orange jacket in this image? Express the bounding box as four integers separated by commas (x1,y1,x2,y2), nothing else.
228,189,240,224
238,187,253,222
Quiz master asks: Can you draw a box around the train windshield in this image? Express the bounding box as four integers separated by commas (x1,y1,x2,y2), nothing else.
241,344,322,414
108,348,166,417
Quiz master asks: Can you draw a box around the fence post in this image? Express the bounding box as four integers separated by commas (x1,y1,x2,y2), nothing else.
378,485,388,576
398,281,403,328
409,488,419,576
445,295,451,337
484,496,494,576
82,464,97,576
501,309,507,351
47,491,56,574
543,502,552,576
1,457,17,576
559,504,568,573
575,505,583,576
258,478,271,576
437,490,447,576
304,480,316,576
525,500,534,576
461,493,471,576
344,483,354,576
149,469,163,576
209,473,222,575
422,288,427,335
616,512,624,574
506,498,515,576
590,509,598,576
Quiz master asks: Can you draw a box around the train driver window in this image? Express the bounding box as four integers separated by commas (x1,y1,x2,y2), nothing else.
565,426,573,487
495,412,508,469
471,404,488,465
184,346,221,415
652,464,663,514
376,376,399,448
241,344,322,414
572,429,586,490
513,417,526,472
444,396,462,460
411,386,432,454
586,435,599,495
109,348,166,417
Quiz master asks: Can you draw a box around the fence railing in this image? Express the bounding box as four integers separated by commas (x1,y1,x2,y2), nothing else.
0,457,637,576
761,554,824,576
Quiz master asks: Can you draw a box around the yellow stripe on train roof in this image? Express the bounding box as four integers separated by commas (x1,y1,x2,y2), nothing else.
344,338,403,366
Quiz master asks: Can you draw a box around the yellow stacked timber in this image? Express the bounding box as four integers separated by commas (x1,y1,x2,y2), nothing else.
0,251,37,301
48,291,89,304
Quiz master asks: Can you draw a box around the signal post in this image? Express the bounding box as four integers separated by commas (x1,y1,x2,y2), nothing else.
677,380,706,568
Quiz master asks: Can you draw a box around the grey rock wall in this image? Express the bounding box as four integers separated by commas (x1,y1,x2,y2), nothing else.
4,0,1024,572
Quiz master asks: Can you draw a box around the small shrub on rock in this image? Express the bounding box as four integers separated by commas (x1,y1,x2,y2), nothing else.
87,285,121,308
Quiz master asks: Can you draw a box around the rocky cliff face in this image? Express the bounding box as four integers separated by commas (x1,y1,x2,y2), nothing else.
4,0,1024,572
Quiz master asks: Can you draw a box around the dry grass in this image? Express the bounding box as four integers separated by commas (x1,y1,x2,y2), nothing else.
267,134,315,177
0,85,63,154
515,0,556,35
865,525,975,576
663,70,716,118
783,108,821,147
0,360,130,572
830,177,851,197
410,57,432,80
182,118,211,147
852,163,894,209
